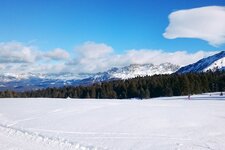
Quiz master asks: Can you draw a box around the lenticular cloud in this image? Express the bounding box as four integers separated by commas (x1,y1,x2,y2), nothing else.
163,6,225,47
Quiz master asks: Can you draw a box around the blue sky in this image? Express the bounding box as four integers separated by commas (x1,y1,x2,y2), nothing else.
1,0,224,52
0,0,225,73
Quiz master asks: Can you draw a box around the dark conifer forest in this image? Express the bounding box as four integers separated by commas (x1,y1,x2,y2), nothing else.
0,71,224,99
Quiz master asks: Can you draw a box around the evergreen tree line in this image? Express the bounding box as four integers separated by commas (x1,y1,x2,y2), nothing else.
0,71,224,99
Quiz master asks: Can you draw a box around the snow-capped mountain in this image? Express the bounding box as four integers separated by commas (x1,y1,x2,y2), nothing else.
111,63,180,79
0,73,45,82
0,72,91,82
87,63,180,82
176,51,225,73
0,63,179,91
0,72,93,91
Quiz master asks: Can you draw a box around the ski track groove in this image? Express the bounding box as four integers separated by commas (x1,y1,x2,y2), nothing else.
0,124,105,150
27,128,194,141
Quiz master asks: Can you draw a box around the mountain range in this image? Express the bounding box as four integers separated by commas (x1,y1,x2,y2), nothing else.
0,63,179,91
176,51,225,73
0,51,224,91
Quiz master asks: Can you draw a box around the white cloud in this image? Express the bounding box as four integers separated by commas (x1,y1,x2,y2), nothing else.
122,50,218,67
163,6,225,47
0,63,68,74
0,41,38,63
0,41,220,74
68,41,114,72
0,41,70,74
68,42,219,73
75,41,113,59
44,48,69,60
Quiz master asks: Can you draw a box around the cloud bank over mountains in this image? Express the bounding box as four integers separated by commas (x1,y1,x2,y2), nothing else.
70,43,217,73
163,6,225,47
0,41,70,74
1,6,223,74
0,41,218,74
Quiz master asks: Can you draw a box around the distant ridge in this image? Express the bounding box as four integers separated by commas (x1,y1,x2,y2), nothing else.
0,63,179,91
176,51,225,73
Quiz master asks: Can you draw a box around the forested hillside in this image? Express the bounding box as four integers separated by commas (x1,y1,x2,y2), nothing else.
0,71,224,99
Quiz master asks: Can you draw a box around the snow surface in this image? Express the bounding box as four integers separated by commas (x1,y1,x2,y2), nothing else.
0,93,225,150
204,57,225,72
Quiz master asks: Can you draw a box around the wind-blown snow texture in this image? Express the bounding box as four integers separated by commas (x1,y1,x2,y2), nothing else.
177,51,225,73
0,93,225,150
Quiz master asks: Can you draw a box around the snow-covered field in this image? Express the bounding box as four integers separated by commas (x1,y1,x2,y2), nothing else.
0,93,225,150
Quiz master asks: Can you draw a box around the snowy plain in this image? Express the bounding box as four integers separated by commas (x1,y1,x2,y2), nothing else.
0,93,225,150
